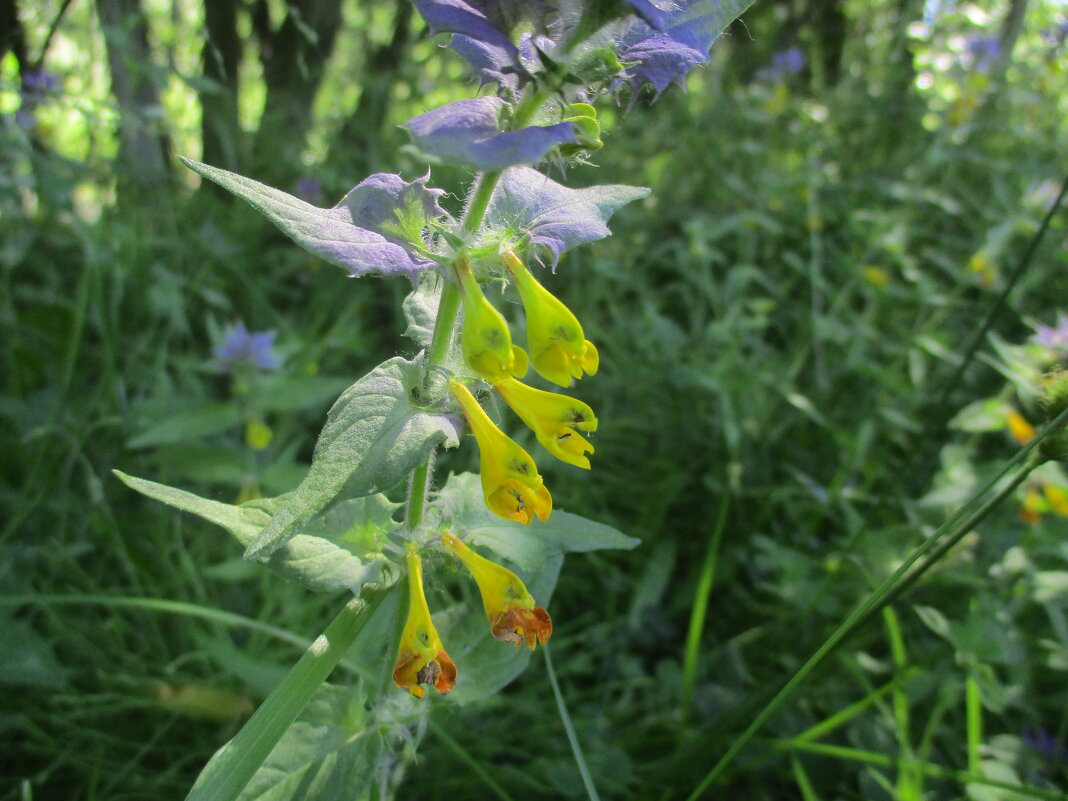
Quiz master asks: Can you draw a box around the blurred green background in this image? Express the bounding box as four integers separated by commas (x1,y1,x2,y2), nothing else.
2,0,1068,799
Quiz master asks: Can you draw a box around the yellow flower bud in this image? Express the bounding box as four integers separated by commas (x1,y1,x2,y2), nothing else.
502,249,597,387
454,256,527,381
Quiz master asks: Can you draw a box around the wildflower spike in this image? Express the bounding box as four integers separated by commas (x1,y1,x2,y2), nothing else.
502,248,598,386
455,256,528,381
392,549,457,699
451,380,552,524
493,377,598,469
440,532,552,650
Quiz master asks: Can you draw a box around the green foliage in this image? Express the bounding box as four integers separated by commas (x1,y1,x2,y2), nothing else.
114,471,399,594
246,357,461,559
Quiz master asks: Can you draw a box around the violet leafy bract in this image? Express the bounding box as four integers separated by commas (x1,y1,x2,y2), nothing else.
405,97,579,172
182,158,450,280
483,166,649,265
618,0,755,94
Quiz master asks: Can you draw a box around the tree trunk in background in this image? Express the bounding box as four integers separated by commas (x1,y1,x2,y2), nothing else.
807,0,847,87
96,0,170,190
1,0,28,70
336,0,412,174
249,0,344,183
201,0,242,171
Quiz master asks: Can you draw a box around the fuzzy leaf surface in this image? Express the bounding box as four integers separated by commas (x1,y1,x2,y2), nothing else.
114,471,398,594
246,357,462,560
485,166,649,265
182,158,448,279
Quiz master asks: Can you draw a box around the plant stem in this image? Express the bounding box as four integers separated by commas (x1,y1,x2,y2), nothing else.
407,84,553,528
186,585,388,801
544,645,602,801
680,487,730,730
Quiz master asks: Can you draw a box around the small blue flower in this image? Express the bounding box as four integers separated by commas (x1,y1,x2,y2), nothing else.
215,322,282,372
1032,314,1068,351
965,34,1001,71
1022,725,1068,764
296,178,323,204
757,47,805,81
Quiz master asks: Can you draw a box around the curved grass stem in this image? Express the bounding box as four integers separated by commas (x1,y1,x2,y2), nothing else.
683,406,1068,801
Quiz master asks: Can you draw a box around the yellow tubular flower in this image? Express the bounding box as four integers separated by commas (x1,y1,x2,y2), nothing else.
501,249,598,387
454,256,528,381
392,549,457,699
451,381,552,524
440,532,552,650
493,377,598,469
1006,410,1035,446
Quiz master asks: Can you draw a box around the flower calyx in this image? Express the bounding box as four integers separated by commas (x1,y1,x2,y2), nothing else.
440,532,552,650
451,380,552,524
392,548,457,699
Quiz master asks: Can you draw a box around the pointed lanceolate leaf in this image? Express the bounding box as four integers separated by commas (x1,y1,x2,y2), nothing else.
485,166,649,265
181,158,449,279
114,471,399,594
405,97,578,171
246,357,462,560
619,0,756,94
233,684,385,801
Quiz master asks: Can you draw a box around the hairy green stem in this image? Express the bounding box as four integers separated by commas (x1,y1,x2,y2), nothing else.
186,586,388,801
408,84,552,528
683,408,1068,800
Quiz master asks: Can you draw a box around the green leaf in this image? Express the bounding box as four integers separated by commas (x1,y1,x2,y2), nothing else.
246,357,462,560
128,402,244,448
230,684,384,801
114,471,399,594
255,375,354,413
432,472,639,571
181,158,446,280
0,619,65,688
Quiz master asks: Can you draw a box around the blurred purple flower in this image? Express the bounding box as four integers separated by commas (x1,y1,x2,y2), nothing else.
1032,314,1068,351
296,178,323,204
1042,19,1068,48
22,70,59,93
1023,725,1068,763
215,322,281,372
404,96,578,170
965,34,1001,71
756,46,806,81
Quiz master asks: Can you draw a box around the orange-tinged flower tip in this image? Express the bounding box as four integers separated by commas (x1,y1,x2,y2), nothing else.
502,250,596,387
1007,410,1035,446
493,377,597,469
392,551,457,698
440,532,553,650
451,381,553,524
455,257,525,381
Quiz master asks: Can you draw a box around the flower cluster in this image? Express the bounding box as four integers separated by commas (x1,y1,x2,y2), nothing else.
393,534,552,698
450,246,599,524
